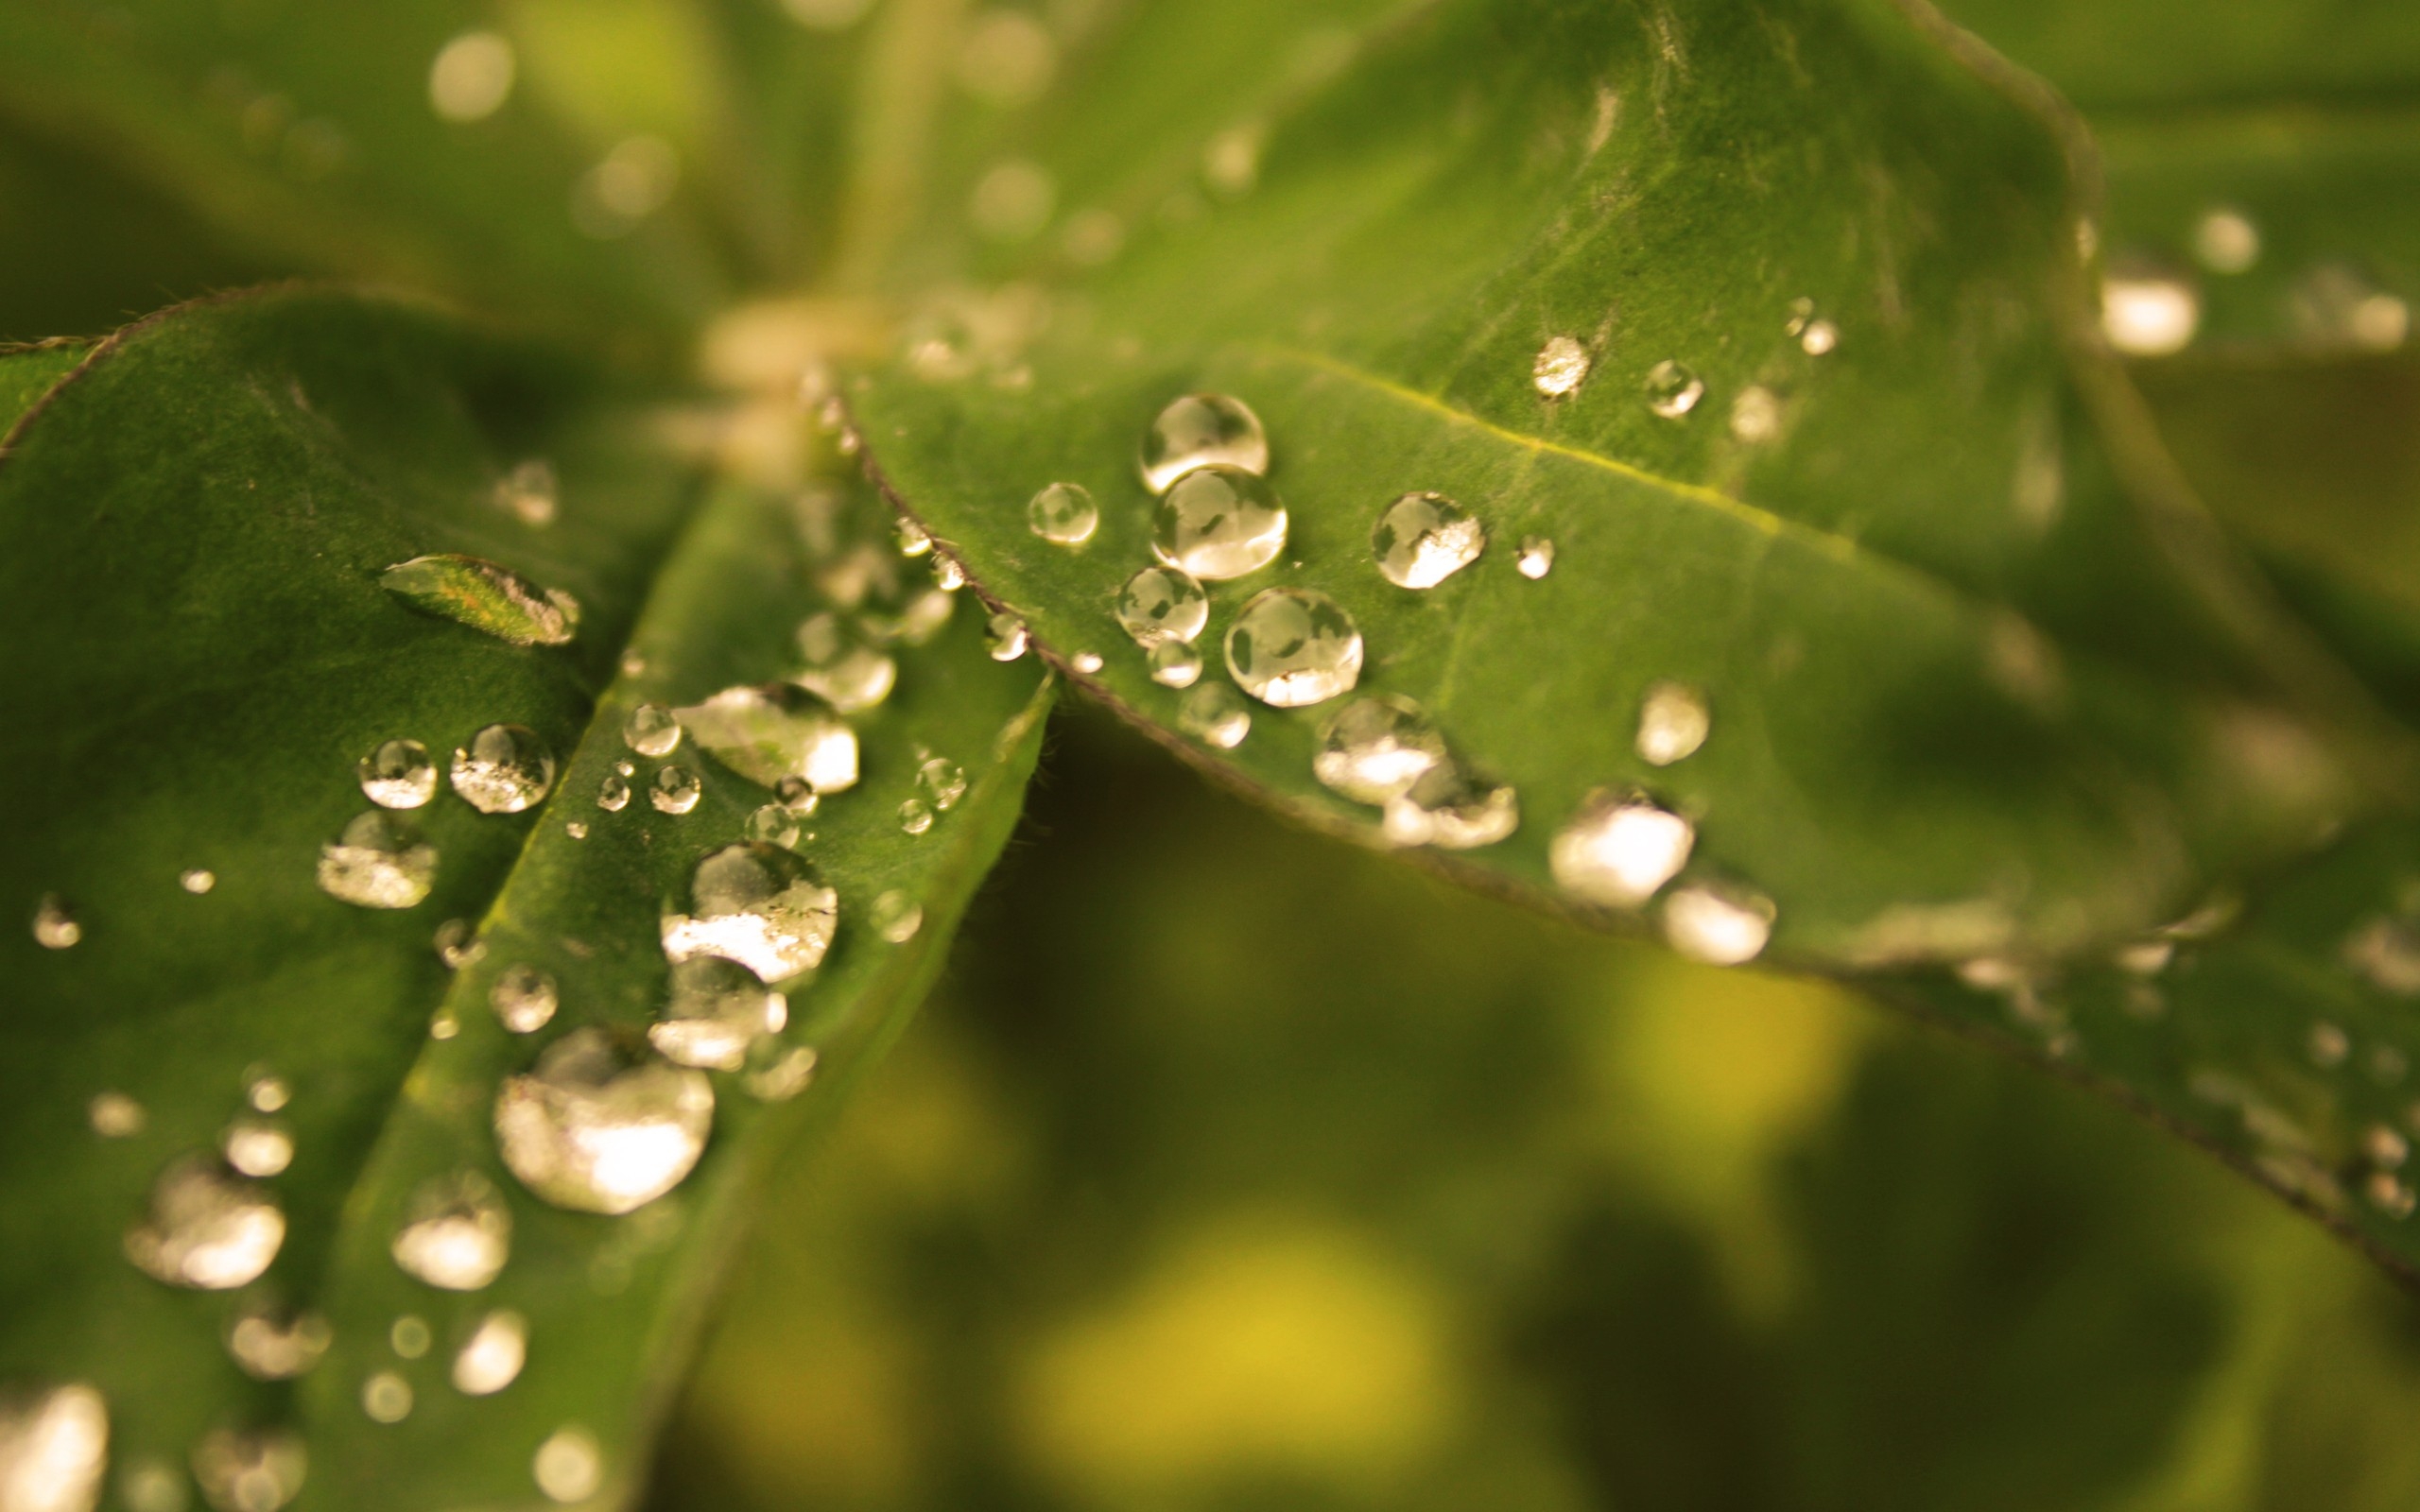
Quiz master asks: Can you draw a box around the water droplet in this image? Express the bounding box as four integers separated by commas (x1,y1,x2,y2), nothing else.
221,1120,291,1178
119,1454,184,1512
744,804,800,849
1028,483,1099,545
2347,916,2420,995
899,798,934,835
1152,465,1288,580
453,1310,527,1396
1179,682,1253,748
391,1171,511,1291
791,618,897,714
88,1092,145,1138
1662,885,1773,965
226,1306,330,1381
597,774,631,812
31,894,79,949
2368,1124,2410,1169
774,777,821,815
1116,565,1209,647
1635,682,1709,766
895,518,933,558
1070,650,1104,674
125,1157,285,1290
1312,696,1445,804
620,648,648,678
180,868,216,895
1139,394,1268,493
0,1383,107,1512
649,765,702,815
987,612,1030,662
649,957,786,1072
317,812,437,909
1380,762,1519,850
2116,938,2175,976
871,890,924,944
380,555,579,647
1550,793,1694,907
360,1372,411,1424
742,1040,819,1101
1149,640,1203,687
191,1428,304,1512
2367,1171,2415,1218
247,1074,289,1114
1514,538,1555,579
1373,492,1486,589
429,29,516,122
354,740,437,812
493,457,555,525
2193,206,2260,274
676,686,859,794
1645,360,1704,418
564,819,588,840
430,1011,460,1040
918,757,968,811
661,843,838,982
624,704,682,757
1532,336,1590,398
2101,273,2200,355
394,1314,432,1356
969,157,1055,242
1224,588,1362,708
1730,385,1781,443
533,1427,601,1504
1799,319,1838,356
450,725,556,815
934,556,969,592
434,919,484,970
494,1029,713,1215
490,964,559,1034
2310,1020,2351,1068
862,586,958,646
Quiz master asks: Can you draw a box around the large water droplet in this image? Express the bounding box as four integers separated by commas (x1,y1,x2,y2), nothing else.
1373,492,1486,589
1028,483,1099,545
676,687,859,794
1549,793,1694,907
453,1311,527,1397
1153,465,1288,580
1662,885,1773,965
986,612,1029,662
1116,565,1209,647
30,894,79,949
1313,696,1445,804
648,957,786,1072
1139,394,1269,493
226,1306,330,1381
490,964,559,1034
1645,360,1704,418
0,1383,107,1512
1635,681,1709,766
623,704,681,757
1179,682,1252,748
2101,273,2200,355
533,1427,601,1504
661,843,838,982
450,725,556,814
649,765,702,815
391,1171,511,1291
316,813,437,909
1224,588,1362,707
1149,640,1202,687
1532,336,1590,397
192,1427,305,1512
1380,762,1519,849
380,555,579,647
357,739,438,808
220,1120,292,1178
125,1158,285,1290
495,1029,713,1215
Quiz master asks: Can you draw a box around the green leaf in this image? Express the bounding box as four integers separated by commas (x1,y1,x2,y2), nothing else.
0,286,1048,1508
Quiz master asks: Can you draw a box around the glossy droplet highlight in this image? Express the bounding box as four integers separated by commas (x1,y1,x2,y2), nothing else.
391,1171,511,1291
987,612,1029,662
1313,696,1446,805
650,766,702,815
1028,483,1098,545
623,704,681,757
1635,682,1708,766
490,964,559,1034
1225,589,1362,708
1550,793,1694,907
1380,763,1518,850
661,843,838,982
1373,492,1486,589
1515,537,1555,579
221,1120,291,1178
181,868,216,895
1139,394,1268,493
1071,651,1104,674
453,1311,527,1396
1116,565,1209,647
2101,273,2200,356
450,725,556,814
1153,465,1288,580
125,1158,284,1290
918,757,968,811
676,686,858,794
1179,682,1252,748
533,1427,601,1504
0,1383,107,1512
649,957,786,1072
872,890,924,943
496,1030,712,1214
1532,336,1589,397
1149,639,1202,687
899,798,934,835
30,895,79,949
597,775,631,813
1645,360,1703,418
1663,885,1773,965
317,813,437,909
192,1428,304,1512
357,739,437,808
380,555,579,647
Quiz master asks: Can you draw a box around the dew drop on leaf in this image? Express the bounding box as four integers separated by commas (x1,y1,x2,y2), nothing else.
1372,492,1486,589
2310,1020,2351,1068
899,798,935,835
191,1427,305,1512
1662,885,1774,965
453,1310,527,1397
246,1073,289,1114
743,803,800,849
649,957,786,1073
434,919,484,970
742,1042,819,1102
1515,537,1555,579
1531,336,1589,397
986,612,1029,662
0,1383,107,1512
88,1092,144,1139
872,890,925,943
1799,318,1838,356
1152,465,1288,580
1224,588,1362,708
450,725,556,814
316,812,437,909
125,1157,285,1290
361,1372,412,1424
675,686,859,794
380,554,579,647
533,1426,601,1503
794,644,896,714
1028,482,1099,545
391,1171,513,1292
1380,762,1519,850
1116,564,1209,647
661,842,838,982
649,765,702,815
428,30,515,123
596,775,631,813
226,1306,330,1381
1313,695,1446,805
220,1120,291,1178
492,457,555,525
918,757,968,811
490,964,559,1034
1729,386,1781,443
493,1029,714,1215
894,518,933,558
30,893,79,949
1139,394,1269,494
2194,206,2260,274
1549,793,1694,907
1635,681,1709,766
357,738,437,808
1070,650,1104,674
1149,639,1202,687
2100,273,2201,355
1645,360,1704,419
2344,916,2420,995
933,555,969,592
623,704,681,757
180,868,216,895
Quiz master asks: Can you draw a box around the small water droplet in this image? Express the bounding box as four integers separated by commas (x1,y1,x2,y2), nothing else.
1070,650,1104,674
624,704,682,757
1373,492,1486,589
862,586,958,646
1153,465,1288,580
1379,761,1519,850
1179,682,1252,748
1663,885,1773,965
450,725,556,814
1139,394,1268,493
1532,336,1589,397
792,616,898,713
226,1306,330,1381
895,518,933,558
1149,639,1202,687
899,798,935,835
533,1426,601,1504
1799,319,1838,356
918,757,968,811
1645,360,1704,418
2310,1020,2351,1068
1729,385,1781,443
1550,793,1694,907
126,1157,285,1290
221,1120,291,1178
453,1310,527,1396
430,1010,460,1040
361,1371,412,1424
28,890,83,950
774,777,821,815
495,1029,713,1215
649,957,786,1072
987,612,1029,661
2116,938,2175,976
564,819,589,840
0,1384,107,1512
933,555,969,592
1117,565,1209,647
389,1315,431,1360
357,739,438,809
180,868,216,895
380,554,579,647
391,1171,511,1291
2193,206,2260,274
620,647,648,679
247,1073,289,1114
2367,1124,2410,1169
493,457,555,524
676,686,859,794
490,964,559,1034
1635,682,1709,766
1313,696,1445,804
1028,482,1099,545
650,765,702,815
434,919,484,970
597,775,631,812
1225,588,1362,707
2345,916,2420,995
2101,272,2200,355
89,1091,145,1138
429,29,516,122
317,812,438,909
2367,1171,2416,1219
743,803,800,849
871,890,924,943
662,843,838,982
192,1428,304,1512
120,1454,184,1512
742,1040,819,1101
